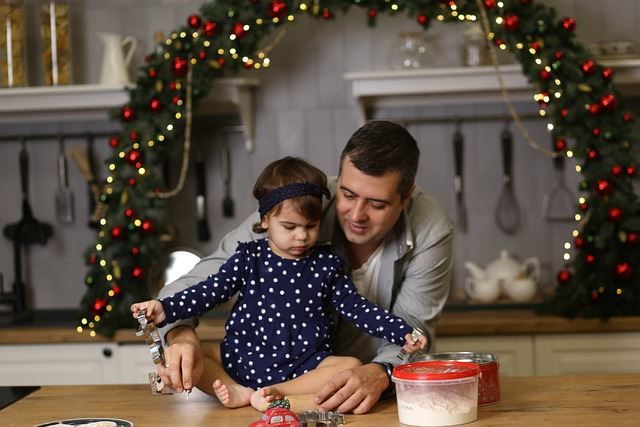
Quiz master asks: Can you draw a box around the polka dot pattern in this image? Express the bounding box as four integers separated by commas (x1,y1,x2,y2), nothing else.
160,238,412,389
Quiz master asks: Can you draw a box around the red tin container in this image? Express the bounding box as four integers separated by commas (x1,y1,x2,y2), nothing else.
414,352,500,405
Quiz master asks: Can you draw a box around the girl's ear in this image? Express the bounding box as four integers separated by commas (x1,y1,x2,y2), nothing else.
260,215,269,231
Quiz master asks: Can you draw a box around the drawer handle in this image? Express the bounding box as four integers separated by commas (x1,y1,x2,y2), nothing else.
102,347,113,358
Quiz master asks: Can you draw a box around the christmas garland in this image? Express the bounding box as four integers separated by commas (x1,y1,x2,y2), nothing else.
78,0,640,338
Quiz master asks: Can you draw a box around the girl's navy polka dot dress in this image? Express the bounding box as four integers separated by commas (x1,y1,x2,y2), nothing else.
160,238,412,389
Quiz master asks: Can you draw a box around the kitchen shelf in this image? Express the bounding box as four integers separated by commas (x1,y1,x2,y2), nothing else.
343,58,640,123
0,77,261,151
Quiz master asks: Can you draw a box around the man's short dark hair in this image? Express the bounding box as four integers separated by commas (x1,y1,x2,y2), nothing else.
339,121,420,199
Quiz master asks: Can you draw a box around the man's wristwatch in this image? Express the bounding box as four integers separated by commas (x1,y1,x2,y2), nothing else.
373,362,395,398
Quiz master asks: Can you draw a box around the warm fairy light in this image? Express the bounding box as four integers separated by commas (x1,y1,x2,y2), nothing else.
148,140,155,147
106,176,114,184
96,244,103,251
254,63,261,69
572,229,579,237
499,44,507,50
77,326,83,333
108,290,115,297
179,31,187,38
89,322,95,328
138,167,146,175
190,58,197,65
287,15,294,21
171,32,177,39
118,151,125,158
617,289,623,295
299,3,308,11
459,14,466,21
106,274,113,281
575,165,582,172
218,48,225,55
94,315,100,322
166,124,174,131
81,318,88,324
106,187,113,195
106,305,113,312
539,110,546,116
437,15,444,21
554,92,561,98
273,17,280,23
109,163,116,170
163,52,171,60
535,58,542,64
258,52,265,59
90,331,96,337
132,143,139,149
391,4,398,11
554,79,561,85
450,3,457,10
487,32,495,40
566,150,574,158
242,56,249,62
496,17,503,24
175,82,182,90
563,253,571,260
452,11,458,17
263,58,270,67
192,31,199,38
134,219,142,227
564,242,571,249
575,214,582,221
175,112,182,119
232,53,239,59
100,218,107,226
158,135,165,142
516,42,524,49
100,260,107,267
204,40,210,47
529,47,536,54
578,197,586,204
547,123,554,131
497,1,504,7
230,48,237,54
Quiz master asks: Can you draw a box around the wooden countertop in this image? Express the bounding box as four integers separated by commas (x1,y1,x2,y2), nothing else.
2,374,640,426
3,309,640,345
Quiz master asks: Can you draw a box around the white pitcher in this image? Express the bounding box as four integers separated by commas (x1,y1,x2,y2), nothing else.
98,32,137,86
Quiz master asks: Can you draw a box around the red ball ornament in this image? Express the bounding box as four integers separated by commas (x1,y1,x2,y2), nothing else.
131,266,145,280
585,254,596,265
554,138,567,151
615,262,633,280
243,59,254,69
368,8,378,18
561,17,576,31
172,95,182,105
321,8,333,20
198,50,207,61
92,298,107,315
168,81,178,91
596,179,613,196
203,21,218,37
131,246,140,255
529,41,542,51
217,57,226,67
591,289,599,301
599,93,618,111
483,0,496,8
539,69,550,81
149,98,163,112
608,207,623,223
579,202,588,211
588,103,600,115
109,136,120,148
171,57,188,77
232,22,246,37
587,148,599,160
504,14,520,32
417,14,429,26
592,127,601,136
141,220,154,233
557,269,572,284
187,14,202,29
148,67,157,79
627,165,637,176
111,284,122,297
574,236,585,248
126,149,142,165
627,232,639,245
581,60,596,75
88,254,97,265
121,106,135,121
623,111,634,122
129,131,139,142
128,178,136,187
110,226,125,239
124,208,134,218
269,0,287,19
560,108,569,118
554,50,564,60
610,164,624,176
601,67,614,79
494,38,505,47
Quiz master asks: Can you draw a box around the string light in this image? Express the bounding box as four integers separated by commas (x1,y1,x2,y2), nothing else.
563,252,571,260
138,167,146,175
575,213,582,221
96,244,102,251
564,242,572,249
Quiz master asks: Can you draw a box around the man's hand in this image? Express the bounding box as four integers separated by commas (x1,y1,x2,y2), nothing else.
313,363,389,414
157,326,204,393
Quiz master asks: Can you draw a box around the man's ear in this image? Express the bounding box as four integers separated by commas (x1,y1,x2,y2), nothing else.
402,184,416,210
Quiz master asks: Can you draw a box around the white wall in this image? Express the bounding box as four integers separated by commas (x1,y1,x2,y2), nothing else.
0,0,638,310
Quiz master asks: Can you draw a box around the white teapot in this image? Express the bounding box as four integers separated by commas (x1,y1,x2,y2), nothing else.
464,250,541,303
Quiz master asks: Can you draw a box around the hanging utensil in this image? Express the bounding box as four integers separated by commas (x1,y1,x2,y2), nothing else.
542,136,575,221
69,141,103,229
495,123,521,234
54,135,74,224
86,133,99,228
195,152,211,242
453,122,467,232
221,141,235,218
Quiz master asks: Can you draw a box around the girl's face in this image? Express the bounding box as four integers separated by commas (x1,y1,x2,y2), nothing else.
261,199,321,259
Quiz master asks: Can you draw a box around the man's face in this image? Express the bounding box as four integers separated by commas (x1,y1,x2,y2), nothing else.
336,157,412,250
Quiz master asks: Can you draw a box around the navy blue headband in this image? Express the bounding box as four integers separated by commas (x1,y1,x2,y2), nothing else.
258,182,330,217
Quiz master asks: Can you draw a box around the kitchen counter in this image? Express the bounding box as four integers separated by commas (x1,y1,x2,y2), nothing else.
2,309,640,344
1,374,639,426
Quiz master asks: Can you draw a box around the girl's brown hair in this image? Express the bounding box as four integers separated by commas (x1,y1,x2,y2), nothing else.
252,157,327,233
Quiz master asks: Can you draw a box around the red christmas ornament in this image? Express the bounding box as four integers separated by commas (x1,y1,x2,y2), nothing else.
596,179,613,196
148,67,157,79
579,202,588,211
129,131,139,142
92,298,107,315
601,67,614,79
168,81,178,91
417,14,429,26
554,138,567,151
588,103,600,115
141,220,154,233
131,266,145,280
269,0,287,19
608,207,623,223
560,108,569,118
187,14,202,29
368,8,378,18
109,136,120,148
110,226,125,239
217,57,226,67
131,246,140,255
171,57,188,77
599,93,618,111
504,14,520,32
611,165,624,176
561,17,576,31
124,208,134,218
574,236,584,248
623,111,634,122
128,178,136,187
554,50,564,60
172,95,182,105
243,59,254,69
591,290,599,301
111,284,122,297
587,148,599,160
126,149,142,165
233,22,246,38
529,41,542,51
615,262,633,280
483,0,496,8
198,50,207,61
592,127,601,136
121,106,135,121
539,69,550,81
627,164,637,176
321,8,333,20
149,98,163,112
627,232,639,245
88,254,96,265
203,21,217,37
494,38,505,47
581,60,596,75
585,254,596,265
557,269,572,284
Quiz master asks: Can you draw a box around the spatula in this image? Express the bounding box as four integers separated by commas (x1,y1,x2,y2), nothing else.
221,143,234,218
54,136,74,224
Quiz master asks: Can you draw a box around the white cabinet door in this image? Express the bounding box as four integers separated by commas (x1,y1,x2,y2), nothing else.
535,332,640,375
435,335,535,376
0,343,119,386
117,343,156,385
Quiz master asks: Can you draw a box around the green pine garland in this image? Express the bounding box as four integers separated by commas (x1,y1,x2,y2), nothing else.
78,0,640,337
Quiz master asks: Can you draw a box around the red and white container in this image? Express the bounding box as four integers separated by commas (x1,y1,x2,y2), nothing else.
416,352,501,406
392,361,481,427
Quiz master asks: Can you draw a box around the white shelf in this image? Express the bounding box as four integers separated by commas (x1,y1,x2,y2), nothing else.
344,58,640,123
0,77,261,151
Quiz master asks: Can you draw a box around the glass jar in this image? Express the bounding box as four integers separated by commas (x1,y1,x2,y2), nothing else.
40,0,73,85
462,24,489,67
0,0,28,87
389,32,432,70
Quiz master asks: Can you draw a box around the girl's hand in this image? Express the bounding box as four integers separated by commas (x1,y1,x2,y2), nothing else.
130,300,166,325
402,332,428,354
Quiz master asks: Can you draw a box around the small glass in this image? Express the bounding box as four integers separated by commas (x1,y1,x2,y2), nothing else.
389,32,432,70
40,0,73,85
0,0,28,87
462,24,489,67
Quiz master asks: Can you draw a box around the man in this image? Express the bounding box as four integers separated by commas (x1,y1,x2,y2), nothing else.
157,120,453,414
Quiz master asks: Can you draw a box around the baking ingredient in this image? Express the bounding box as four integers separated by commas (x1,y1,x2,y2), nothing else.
40,0,72,85
0,0,27,87
397,385,477,426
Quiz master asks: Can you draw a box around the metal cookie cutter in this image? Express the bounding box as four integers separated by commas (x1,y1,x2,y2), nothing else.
299,410,346,426
135,308,175,395
397,327,425,361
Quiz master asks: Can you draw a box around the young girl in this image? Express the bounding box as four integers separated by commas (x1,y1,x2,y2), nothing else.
131,157,427,411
